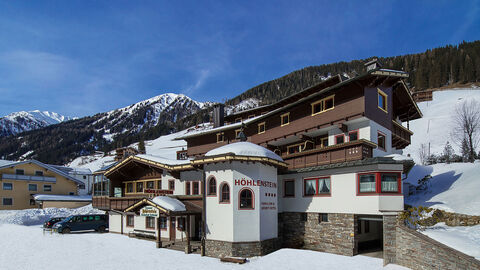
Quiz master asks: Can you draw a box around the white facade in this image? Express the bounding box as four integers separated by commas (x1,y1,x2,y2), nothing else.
205,161,278,242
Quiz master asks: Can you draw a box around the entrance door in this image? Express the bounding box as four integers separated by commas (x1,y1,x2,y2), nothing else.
169,217,176,241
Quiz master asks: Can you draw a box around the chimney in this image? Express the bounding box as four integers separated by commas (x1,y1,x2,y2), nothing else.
365,58,382,71
213,104,225,128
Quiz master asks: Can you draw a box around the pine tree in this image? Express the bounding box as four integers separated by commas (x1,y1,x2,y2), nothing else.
461,137,470,162
442,141,454,164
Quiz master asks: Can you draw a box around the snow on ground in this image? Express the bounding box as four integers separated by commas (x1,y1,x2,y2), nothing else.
422,223,480,260
404,162,480,215
0,224,408,270
0,204,103,226
68,153,116,172
403,88,480,163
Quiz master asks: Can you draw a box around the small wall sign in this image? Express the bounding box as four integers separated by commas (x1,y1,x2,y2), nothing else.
140,206,159,217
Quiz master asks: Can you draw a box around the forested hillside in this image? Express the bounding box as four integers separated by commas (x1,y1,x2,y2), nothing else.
228,40,480,106
1,40,479,165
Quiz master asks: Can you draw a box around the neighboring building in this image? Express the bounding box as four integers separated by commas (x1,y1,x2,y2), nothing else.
92,60,422,261
33,194,92,209
50,165,94,195
115,147,139,162
0,159,84,210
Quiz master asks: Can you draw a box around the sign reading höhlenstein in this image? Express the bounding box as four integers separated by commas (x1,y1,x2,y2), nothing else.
140,206,159,217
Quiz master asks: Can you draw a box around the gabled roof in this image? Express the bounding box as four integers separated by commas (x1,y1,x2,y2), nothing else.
124,196,202,215
0,159,84,185
176,67,421,140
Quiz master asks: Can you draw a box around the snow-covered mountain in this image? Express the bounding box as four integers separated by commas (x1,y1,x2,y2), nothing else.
226,98,261,115
0,110,73,137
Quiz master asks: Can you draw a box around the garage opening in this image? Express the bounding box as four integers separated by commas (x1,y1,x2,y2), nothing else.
357,216,383,256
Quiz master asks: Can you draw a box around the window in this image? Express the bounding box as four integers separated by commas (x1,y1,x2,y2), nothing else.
35,171,43,176
3,183,12,190
377,132,386,150
301,213,308,222
216,132,224,143
287,144,302,155
359,174,376,193
126,183,133,193
169,180,175,191
365,220,370,233
239,188,254,209
30,199,36,206
192,181,199,195
126,215,134,227
258,122,266,134
319,213,328,223
136,182,144,193
220,183,230,203
335,134,344,144
378,89,388,112
146,181,155,190
235,129,241,139
381,173,399,192
186,182,191,195
79,184,85,190
311,95,335,115
318,136,328,148
69,192,74,195
43,185,52,192
146,217,155,229
157,180,162,190
304,177,331,196
208,177,216,196
284,180,295,197
15,169,24,175
3,198,13,205
159,217,167,229
83,176,87,179
349,130,358,142
28,184,37,192
235,117,242,123
248,114,255,119
280,112,290,126
177,217,185,231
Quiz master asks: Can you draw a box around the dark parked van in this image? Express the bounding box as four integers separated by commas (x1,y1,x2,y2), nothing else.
53,214,108,234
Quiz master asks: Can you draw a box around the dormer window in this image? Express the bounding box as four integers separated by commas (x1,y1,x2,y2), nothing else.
378,89,388,112
235,129,241,139
311,95,335,115
216,132,224,143
235,117,242,123
281,113,290,126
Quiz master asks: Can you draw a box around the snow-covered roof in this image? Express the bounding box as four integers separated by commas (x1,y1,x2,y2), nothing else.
205,142,284,162
33,194,92,202
0,160,15,167
136,154,191,166
384,154,413,161
0,160,84,185
151,196,186,212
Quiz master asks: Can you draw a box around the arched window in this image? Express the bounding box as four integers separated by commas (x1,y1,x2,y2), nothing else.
220,183,230,203
239,188,254,209
208,177,216,196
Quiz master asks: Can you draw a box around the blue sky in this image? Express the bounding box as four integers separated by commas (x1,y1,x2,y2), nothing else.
0,0,479,117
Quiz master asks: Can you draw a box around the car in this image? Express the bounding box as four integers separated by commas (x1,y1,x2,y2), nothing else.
53,214,108,234
43,217,66,229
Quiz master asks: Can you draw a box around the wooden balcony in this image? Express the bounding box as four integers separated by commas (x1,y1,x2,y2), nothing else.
391,121,412,149
93,189,175,211
282,139,375,170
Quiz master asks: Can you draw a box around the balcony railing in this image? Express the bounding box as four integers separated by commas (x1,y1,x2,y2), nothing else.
282,139,375,170
1,174,56,183
392,121,412,149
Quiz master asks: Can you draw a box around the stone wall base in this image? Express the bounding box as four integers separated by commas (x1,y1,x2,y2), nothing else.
205,238,280,258
279,212,356,256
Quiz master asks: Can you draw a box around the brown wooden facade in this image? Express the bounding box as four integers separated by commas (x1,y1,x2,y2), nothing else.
179,69,421,170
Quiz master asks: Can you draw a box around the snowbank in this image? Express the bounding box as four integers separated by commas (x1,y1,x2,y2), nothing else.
205,142,284,162
422,223,480,260
405,162,480,215
385,154,413,161
0,204,104,226
0,225,408,270
152,196,186,212
136,154,190,166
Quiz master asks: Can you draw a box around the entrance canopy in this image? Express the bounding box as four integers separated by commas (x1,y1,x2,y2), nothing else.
124,196,202,216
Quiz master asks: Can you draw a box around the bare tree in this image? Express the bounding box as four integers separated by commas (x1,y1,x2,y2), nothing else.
418,143,428,165
452,99,480,162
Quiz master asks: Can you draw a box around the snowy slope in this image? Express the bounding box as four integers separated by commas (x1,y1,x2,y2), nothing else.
404,162,480,215
0,110,73,137
403,88,480,163
226,98,262,115
0,225,408,270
